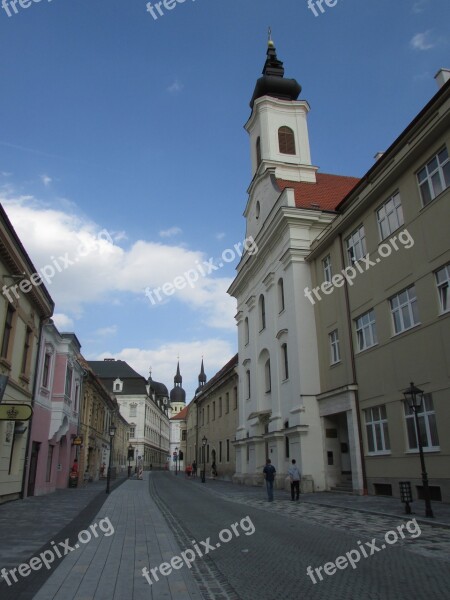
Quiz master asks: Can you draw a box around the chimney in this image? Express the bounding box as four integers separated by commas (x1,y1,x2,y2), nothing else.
434,68,450,89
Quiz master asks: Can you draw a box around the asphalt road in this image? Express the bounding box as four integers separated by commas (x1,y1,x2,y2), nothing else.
150,472,450,600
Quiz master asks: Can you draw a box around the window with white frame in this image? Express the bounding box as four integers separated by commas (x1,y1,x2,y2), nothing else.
355,309,377,351
128,426,135,439
65,366,73,398
323,255,332,283
377,192,404,240
346,225,366,264
435,264,450,313
390,285,419,334
365,405,390,453
129,404,137,418
42,353,51,388
417,147,450,206
329,330,340,364
404,394,439,450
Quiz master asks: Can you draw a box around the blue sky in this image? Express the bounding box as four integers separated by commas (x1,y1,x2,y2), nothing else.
0,0,448,398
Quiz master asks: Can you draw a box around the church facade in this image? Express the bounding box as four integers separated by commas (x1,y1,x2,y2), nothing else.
228,39,364,493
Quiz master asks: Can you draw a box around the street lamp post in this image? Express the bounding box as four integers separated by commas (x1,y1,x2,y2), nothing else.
403,382,434,518
175,447,178,476
106,423,116,494
127,444,133,478
201,436,207,483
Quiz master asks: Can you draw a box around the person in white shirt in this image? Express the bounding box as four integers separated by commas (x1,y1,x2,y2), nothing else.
288,459,301,501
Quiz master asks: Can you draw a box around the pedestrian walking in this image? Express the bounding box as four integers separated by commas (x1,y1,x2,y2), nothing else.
288,459,301,501
192,460,197,478
71,458,79,473
263,458,276,501
185,464,193,478
83,468,90,487
211,461,217,479
137,456,143,480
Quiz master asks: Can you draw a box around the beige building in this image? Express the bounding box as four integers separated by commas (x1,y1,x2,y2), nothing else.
186,355,238,480
77,357,118,481
0,205,54,503
307,71,450,502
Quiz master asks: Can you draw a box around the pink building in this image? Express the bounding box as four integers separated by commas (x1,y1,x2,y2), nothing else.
25,323,83,497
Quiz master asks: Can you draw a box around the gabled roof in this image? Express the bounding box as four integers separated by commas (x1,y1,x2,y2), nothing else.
171,405,189,421
276,173,360,212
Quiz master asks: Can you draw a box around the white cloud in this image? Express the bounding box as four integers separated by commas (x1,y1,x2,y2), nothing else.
40,174,52,187
159,226,182,238
412,0,428,14
167,80,184,93
94,338,236,401
410,31,435,51
52,313,75,330
0,192,237,329
215,232,226,241
94,325,117,337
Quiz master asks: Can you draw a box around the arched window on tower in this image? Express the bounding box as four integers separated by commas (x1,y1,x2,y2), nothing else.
256,136,262,167
264,359,271,393
244,317,249,345
278,126,296,155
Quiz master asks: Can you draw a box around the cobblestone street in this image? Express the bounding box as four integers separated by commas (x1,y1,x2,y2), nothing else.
2,472,449,600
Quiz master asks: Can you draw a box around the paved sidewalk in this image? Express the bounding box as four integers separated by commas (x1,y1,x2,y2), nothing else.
188,476,450,528
31,473,202,600
0,475,127,587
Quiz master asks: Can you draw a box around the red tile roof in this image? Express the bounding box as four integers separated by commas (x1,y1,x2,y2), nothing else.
276,173,360,212
171,405,189,420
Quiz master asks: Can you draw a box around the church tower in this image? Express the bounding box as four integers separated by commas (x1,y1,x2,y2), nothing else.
245,36,317,184
195,359,207,395
169,361,186,417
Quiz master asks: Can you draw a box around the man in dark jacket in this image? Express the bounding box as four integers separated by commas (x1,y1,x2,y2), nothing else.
263,459,276,501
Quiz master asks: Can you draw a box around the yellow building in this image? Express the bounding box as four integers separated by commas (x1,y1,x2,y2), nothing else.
0,205,54,503
307,71,450,501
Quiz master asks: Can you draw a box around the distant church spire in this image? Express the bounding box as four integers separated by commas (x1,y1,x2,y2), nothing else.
196,359,207,395
174,361,182,385
170,361,186,405
199,359,207,385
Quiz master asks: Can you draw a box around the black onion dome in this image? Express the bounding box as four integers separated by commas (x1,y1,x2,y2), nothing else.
250,40,301,108
170,386,186,404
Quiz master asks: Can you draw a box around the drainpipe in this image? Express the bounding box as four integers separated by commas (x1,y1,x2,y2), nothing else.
338,234,368,495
